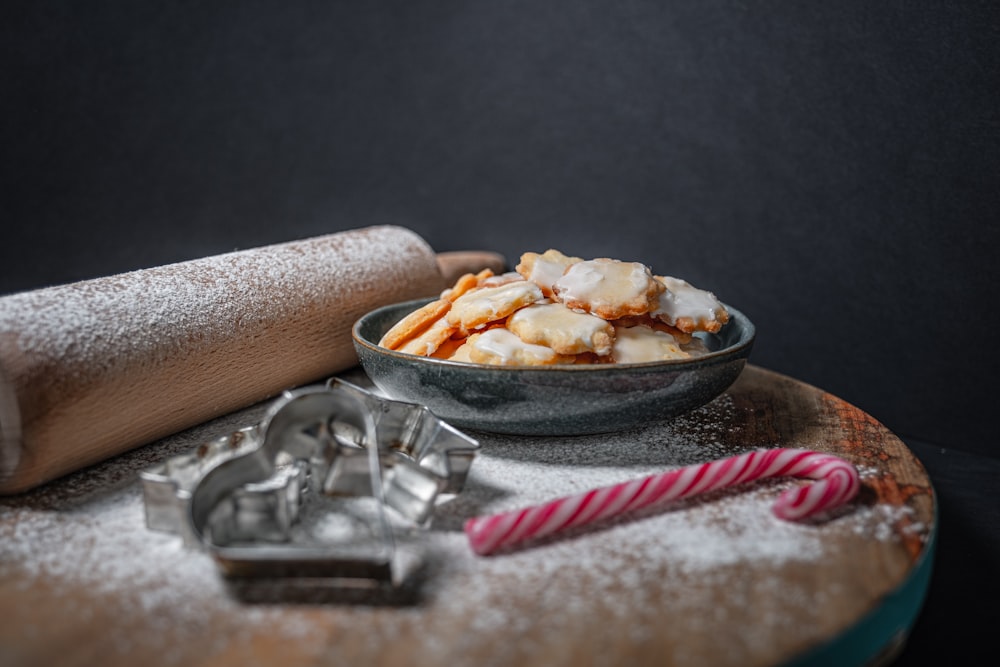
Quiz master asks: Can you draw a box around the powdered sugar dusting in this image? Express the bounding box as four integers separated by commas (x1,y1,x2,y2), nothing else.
0,380,933,667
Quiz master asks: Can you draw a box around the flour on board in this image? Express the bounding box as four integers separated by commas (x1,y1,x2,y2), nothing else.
0,389,928,666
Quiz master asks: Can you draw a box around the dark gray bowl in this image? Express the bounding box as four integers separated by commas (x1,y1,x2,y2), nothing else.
352,298,755,436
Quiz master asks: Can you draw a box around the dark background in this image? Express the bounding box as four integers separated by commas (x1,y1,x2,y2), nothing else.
3,1,998,663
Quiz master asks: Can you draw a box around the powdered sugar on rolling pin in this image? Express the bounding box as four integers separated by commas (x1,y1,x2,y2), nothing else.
0,382,930,666
0,226,438,373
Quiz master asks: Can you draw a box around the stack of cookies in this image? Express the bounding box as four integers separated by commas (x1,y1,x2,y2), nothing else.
379,250,729,366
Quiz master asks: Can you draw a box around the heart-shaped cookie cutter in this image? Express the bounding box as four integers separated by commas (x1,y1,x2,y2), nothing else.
140,378,479,584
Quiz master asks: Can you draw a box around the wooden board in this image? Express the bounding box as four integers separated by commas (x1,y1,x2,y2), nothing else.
0,365,935,667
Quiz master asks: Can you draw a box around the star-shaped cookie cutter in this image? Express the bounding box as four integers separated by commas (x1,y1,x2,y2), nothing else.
140,378,479,585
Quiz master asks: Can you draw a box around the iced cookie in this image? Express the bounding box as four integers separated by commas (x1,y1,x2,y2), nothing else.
553,258,664,321
652,276,730,333
447,280,544,333
516,249,583,297
507,302,614,356
610,324,691,364
466,328,574,366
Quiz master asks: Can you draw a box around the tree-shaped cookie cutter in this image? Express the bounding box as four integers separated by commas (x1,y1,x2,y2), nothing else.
140,378,479,584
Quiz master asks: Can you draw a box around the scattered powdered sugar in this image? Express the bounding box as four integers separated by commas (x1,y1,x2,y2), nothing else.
0,386,932,666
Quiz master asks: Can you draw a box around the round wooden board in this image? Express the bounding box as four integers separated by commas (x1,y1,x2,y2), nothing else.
0,365,935,667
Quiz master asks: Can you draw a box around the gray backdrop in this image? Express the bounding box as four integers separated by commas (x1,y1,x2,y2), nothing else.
3,2,998,662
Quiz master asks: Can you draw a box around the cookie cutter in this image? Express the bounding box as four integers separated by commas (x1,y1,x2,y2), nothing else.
140,378,479,585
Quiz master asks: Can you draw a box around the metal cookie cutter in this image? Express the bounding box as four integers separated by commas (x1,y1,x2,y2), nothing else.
140,378,479,586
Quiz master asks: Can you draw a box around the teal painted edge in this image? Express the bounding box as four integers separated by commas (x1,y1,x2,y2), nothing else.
783,486,938,667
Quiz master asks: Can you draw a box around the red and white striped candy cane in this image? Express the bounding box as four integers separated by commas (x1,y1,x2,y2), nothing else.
464,448,860,556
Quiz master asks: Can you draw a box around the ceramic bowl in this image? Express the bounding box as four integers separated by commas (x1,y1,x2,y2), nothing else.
352,298,755,436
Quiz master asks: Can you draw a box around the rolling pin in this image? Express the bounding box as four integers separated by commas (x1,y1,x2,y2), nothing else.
0,225,505,494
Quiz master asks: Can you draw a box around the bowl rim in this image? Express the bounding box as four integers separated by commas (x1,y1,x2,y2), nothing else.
352,297,755,373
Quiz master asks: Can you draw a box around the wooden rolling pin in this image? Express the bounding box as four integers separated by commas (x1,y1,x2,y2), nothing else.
0,225,505,494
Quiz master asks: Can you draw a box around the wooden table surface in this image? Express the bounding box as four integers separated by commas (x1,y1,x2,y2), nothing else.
0,365,935,667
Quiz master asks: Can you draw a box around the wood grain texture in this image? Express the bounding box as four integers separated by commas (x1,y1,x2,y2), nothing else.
0,365,935,667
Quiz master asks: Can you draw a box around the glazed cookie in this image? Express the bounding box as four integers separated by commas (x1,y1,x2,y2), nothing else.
466,328,574,366
516,249,583,297
652,276,730,333
610,324,691,364
447,280,544,333
507,302,614,356
553,258,664,321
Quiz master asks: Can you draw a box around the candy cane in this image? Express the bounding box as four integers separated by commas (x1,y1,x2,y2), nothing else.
464,448,860,556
